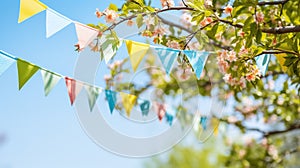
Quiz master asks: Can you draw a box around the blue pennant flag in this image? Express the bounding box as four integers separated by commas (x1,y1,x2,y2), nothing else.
165,112,174,126
105,90,117,114
183,50,209,79
255,54,271,76
154,47,180,75
0,51,15,76
139,99,150,116
199,116,208,130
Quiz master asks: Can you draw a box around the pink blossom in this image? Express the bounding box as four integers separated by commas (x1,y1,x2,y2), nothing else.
144,16,154,28
95,8,103,18
104,74,112,81
200,17,213,27
256,12,264,23
238,30,245,38
227,116,238,123
153,27,167,36
104,9,119,23
218,60,229,74
246,73,256,82
227,51,237,62
238,77,246,88
204,0,213,7
160,0,175,9
127,19,134,26
238,47,249,56
166,40,180,49
180,13,196,28
224,5,233,14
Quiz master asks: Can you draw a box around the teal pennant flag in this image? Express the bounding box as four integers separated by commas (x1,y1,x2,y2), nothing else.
154,47,180,75
200,116,208,130
165,112,174,126
255,54,271,76
105,90,117,114
139,99,150,116
183,50,209,79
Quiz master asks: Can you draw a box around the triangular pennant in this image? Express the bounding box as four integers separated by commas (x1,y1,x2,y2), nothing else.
64,77,83,105
120,92,137,116
126,40,150,72
17,59,40,90
75,23,99,50
40,70,61,96
275,53,288,72
183,50,209,79
155,102,166,121
105,90,117,114
255,54,271,76
211,118,219,136
154,47,180,75
139,99,150,116
84,85,102,111
199,116,208,130
46,9,72,38
0,52,15,76
18,0,48,23
99,35,123,63
165,112,174,126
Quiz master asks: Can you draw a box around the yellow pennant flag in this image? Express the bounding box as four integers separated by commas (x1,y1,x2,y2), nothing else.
275,53,288,72
126,40,150,72
120,92,137,116
211,118,219,136
18,0,48,23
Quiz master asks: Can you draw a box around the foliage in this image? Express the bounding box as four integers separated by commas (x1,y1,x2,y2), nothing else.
89,0,300,167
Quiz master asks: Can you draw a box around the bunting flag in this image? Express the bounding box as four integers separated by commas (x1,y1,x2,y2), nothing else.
126,40,150,72
75,23,99,50
40,70,61,96
100,35,123,63
199,116,208,130
120,92,137,116
139,99,150,116
165,112,174,126
154,48,180,75
18,0,48,23
84,85,102,111
211,118,219,136
183,50,209,79
17,59,40,90
155,102,166,121
255,54,271,76
105,90,117,114
0,51,15,76
275,53,288,72
46,9,72,38
65,77,83,105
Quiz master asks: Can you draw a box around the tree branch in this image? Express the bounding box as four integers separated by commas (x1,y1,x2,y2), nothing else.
262,25,300,34
257,0,289,6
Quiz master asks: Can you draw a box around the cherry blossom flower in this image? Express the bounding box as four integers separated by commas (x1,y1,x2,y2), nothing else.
227,51,237,62
204,0,213,7
127,19,134,26
160,0,175,9
246,73,256,82
238,30,245,38
153,27,167,36
180,13,196,28
104,74,112,81
104,9,119,23
166,40,180,49
95,8,103,18
218,60,229,74
255,12,264,23
144,16,155,28
200,17,213,27
227,116,238,123
224,5,233,15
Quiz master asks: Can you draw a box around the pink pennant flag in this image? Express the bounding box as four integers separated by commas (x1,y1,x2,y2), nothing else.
154,102,166,121
65,77,83,105
74,22,99,50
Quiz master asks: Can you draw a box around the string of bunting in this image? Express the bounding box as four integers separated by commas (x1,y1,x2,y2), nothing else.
0,50,178,125
17,0,272,78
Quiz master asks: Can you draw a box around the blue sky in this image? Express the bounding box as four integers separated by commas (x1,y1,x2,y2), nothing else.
0,0,164,167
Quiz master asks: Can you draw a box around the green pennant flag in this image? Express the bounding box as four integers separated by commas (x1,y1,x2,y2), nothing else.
40,70,61,96
84,85,102,111
17,59,40,90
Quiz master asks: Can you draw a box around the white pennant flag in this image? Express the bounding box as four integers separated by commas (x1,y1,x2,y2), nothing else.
46,9,72,38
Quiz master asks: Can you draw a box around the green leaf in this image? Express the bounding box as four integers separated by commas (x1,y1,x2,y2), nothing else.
108,3,118,11
136,14,144,28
